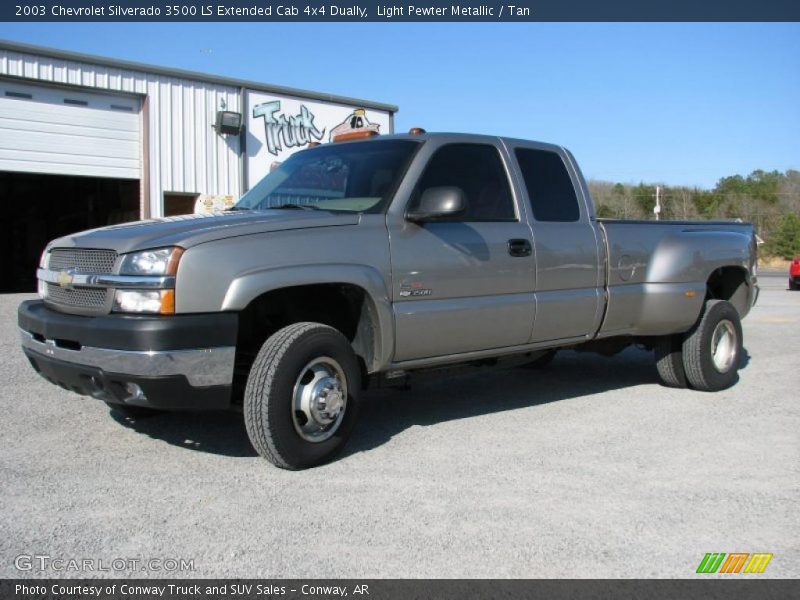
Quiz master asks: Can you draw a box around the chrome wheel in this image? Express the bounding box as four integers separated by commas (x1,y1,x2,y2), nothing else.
710,319,737,373
291,356,348,443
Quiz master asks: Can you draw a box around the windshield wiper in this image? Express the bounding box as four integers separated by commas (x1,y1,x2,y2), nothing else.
272,203,324,211
225,206,251,212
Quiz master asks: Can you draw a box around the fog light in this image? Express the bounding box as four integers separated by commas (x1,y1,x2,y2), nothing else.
37,279,46,299
87,376,106,399
123,382,147,402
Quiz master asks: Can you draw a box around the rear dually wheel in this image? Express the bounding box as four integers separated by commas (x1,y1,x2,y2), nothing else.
681,300,743,392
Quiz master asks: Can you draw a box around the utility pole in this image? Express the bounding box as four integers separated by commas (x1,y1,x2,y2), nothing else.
654,185,661,221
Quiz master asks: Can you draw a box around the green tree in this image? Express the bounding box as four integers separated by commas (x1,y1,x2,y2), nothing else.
765,213,800,259
633,183,656,216
595,204,617,218
693,190,724,218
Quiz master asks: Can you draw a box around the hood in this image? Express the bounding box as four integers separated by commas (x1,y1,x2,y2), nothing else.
47,210,361,254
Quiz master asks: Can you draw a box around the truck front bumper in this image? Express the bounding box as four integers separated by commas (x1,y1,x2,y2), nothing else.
18,300,237,410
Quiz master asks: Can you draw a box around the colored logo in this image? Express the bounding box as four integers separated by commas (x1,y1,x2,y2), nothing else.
696,552,773,574
57,269,75,289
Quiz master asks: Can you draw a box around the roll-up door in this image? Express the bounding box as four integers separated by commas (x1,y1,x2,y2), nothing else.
0,80,141,179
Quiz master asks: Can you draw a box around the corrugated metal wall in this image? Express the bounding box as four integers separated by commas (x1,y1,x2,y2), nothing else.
0,48,241,218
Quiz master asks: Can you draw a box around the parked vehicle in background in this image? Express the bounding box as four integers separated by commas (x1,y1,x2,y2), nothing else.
790,257,800,290
18,131,759,469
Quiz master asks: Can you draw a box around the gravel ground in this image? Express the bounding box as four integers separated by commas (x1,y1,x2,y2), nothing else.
1,276,798,579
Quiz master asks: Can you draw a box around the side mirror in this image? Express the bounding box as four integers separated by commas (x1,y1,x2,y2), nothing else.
406,186,467,222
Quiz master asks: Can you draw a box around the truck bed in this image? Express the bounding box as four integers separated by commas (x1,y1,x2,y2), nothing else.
595,219,757,337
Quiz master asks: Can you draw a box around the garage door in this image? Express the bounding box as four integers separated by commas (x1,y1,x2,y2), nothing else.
0,80,141,179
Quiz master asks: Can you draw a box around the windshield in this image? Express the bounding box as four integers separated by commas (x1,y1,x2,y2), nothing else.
235,140,420,214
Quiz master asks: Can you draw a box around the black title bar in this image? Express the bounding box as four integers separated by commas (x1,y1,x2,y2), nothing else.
3,579,799,600
3,0,800,21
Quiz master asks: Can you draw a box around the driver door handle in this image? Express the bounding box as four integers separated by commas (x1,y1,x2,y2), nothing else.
508,239,532,257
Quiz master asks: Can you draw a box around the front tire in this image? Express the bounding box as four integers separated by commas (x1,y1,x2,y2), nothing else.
682,300,743,392
244,323,361,469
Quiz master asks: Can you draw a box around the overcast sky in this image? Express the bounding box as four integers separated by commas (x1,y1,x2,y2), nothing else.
3,22,798,188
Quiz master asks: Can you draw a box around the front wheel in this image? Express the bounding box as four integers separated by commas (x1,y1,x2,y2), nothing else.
244,323,361,469
682,300,743,392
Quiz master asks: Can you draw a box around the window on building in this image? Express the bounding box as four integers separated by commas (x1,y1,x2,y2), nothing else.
515,149,580,222
164,192,199,216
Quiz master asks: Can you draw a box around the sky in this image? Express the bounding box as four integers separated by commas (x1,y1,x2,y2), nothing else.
2,22,798,188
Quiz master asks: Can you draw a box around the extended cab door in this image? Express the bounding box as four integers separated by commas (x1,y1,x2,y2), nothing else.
386,140,536,362
509,144,604,342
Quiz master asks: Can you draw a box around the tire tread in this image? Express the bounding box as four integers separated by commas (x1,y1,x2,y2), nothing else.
654,335,688,388
682,299,742,392
244,322,330,469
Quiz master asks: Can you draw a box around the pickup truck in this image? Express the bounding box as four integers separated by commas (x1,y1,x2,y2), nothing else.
18,132,759,469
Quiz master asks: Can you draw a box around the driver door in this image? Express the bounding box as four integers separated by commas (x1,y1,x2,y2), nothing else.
386,141,536,362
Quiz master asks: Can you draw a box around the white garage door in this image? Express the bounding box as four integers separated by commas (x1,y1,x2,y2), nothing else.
0,80,141,179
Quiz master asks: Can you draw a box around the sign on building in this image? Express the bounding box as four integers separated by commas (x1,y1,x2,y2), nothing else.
244,90,392,189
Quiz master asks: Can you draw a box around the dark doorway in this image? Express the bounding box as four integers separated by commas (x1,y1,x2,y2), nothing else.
163,192,198,217
0,172,140,293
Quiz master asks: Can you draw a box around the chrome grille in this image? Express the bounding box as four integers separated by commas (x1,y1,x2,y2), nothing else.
48,248,117,273
43,248,116,313
44,283,109,309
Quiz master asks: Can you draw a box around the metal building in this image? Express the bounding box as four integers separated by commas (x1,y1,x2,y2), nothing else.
0,40,397,291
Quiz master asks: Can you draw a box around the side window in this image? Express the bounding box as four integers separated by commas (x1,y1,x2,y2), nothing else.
515,149,580,222
412,144,516,221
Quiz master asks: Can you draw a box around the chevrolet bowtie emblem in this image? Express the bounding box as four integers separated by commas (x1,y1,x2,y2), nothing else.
57,269,75,289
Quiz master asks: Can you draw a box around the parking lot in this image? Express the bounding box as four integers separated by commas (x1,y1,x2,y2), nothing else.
1,275,797,579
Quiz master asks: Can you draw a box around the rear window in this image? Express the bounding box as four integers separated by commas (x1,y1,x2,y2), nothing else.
515,149,580,222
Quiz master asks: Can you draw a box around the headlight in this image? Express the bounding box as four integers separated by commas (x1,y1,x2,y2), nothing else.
39,248,49,268
119,247,183,276
113,290,175,314
115,247,182,314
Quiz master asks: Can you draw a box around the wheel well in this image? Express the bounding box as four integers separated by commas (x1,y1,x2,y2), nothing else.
233,284,378,402
706,267,749,316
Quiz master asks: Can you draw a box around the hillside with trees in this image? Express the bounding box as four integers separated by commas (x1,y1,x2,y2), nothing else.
588,169,800,259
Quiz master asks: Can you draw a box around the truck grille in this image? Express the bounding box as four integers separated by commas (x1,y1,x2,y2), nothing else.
48,248,118,274
43,248,117,313
44,284,110,309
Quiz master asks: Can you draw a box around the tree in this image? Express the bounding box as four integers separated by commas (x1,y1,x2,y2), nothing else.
765,213,800,259
633,183,657,216
585,169,798,249
693,190,724,219
596,204,617,218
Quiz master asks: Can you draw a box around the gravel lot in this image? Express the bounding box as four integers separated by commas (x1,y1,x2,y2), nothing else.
1,276,798,579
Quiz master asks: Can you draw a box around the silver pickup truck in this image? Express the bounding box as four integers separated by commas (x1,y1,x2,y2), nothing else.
18,132,759,469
